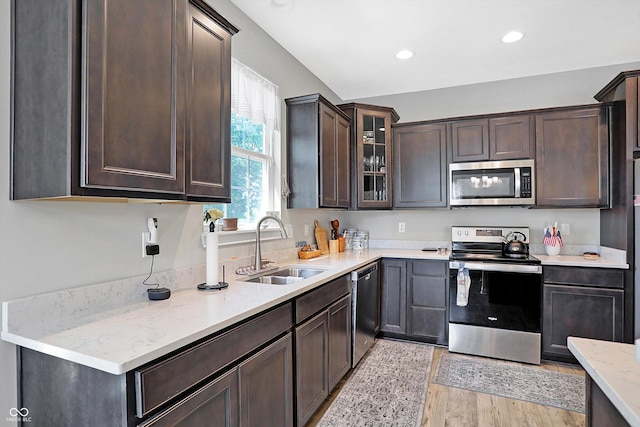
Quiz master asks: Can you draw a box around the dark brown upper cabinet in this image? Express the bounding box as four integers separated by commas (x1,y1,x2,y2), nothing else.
184,2,234,201
535,105,610,208
393,123,448,208
489,115,534,160
451,118,489,162
286,94,351,209
451,115,533,162
595,70,640,151
11,0,237,202
338,103,400,210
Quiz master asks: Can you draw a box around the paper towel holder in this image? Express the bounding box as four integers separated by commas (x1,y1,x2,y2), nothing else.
198,266,229,290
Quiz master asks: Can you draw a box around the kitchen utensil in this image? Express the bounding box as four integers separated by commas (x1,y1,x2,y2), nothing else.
330,219,340,239
314,220,329,254
503,231,528,257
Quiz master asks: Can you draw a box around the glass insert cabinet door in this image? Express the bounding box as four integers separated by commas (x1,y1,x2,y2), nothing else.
358,110,392,208
337,102,399,209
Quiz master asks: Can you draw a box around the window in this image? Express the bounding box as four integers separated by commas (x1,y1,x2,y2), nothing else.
205,59,281,228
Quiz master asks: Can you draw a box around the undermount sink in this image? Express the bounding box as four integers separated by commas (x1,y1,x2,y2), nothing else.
246,276,304,285
243,266,328,285
271,267,327,278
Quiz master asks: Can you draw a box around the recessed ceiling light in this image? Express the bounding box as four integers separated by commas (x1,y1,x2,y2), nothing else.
395,50,414,60
271,0,294,11
502,31,524,43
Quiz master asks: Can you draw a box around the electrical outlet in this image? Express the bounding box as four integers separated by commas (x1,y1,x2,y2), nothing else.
304,224,310,237
561,223,571,235
398,222,406,233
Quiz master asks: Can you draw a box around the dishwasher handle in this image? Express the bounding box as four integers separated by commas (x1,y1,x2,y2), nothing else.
351,262,378,281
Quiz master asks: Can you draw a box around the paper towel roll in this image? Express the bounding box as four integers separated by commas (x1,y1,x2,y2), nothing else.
206,232,219,285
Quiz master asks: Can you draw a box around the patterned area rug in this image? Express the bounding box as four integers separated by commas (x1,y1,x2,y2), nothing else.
317,339,434,427
432,353,585,413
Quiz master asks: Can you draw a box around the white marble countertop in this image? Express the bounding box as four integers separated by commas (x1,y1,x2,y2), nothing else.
568,337,640,426
1,249,447,375
534,254,628,269
1,247,627,376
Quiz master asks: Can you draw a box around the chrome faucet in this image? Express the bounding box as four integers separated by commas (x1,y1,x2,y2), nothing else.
254,215,288,271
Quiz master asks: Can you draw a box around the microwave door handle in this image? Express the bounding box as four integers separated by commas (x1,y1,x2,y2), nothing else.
514,167,521,198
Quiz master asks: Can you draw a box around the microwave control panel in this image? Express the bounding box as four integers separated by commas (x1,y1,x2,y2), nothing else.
520,168,532,197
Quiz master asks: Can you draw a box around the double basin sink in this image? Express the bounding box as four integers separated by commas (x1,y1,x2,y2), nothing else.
243,266,328,285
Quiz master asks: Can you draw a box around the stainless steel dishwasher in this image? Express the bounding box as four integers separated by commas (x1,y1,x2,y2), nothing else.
351,262,379,367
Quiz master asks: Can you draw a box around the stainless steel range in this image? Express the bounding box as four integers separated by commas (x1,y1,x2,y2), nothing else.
448,226,542,364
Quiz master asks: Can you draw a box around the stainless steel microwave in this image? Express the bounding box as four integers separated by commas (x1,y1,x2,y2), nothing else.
449,159,535,206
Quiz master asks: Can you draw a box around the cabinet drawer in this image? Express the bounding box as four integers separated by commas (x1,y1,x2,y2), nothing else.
295,275,350,324
411,260,447,276
543,266,624,289
135,303,292,417
138,367,239,427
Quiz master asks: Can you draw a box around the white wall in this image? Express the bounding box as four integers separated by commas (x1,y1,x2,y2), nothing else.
353,62,640,123
1,0,639,418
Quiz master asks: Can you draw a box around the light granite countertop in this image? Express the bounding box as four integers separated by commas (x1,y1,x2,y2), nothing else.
568,337,640,426
1,247,628,376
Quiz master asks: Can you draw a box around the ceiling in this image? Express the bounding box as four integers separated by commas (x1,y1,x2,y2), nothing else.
229,0,640,100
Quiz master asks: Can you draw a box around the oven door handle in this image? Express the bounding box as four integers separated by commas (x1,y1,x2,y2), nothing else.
449,261,542,274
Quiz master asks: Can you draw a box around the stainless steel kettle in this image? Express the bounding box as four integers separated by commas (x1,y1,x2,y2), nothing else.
503,231,528,257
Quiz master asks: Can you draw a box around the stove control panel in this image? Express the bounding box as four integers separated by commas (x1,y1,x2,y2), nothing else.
451,226,530,244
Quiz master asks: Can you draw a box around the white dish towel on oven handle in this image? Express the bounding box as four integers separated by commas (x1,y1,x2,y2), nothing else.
456,268,471,306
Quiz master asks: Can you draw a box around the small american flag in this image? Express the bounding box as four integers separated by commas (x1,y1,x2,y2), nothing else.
543,228,554,246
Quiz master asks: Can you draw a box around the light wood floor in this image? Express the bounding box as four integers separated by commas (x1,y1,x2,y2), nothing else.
309,346,586,427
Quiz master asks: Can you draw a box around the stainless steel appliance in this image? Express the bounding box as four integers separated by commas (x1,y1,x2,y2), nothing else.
449,159,535,206
351,262,379,367
448,226,542,364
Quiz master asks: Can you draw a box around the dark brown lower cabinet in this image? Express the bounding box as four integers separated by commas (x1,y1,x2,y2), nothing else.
328,294,352,390
295,293,351,426
239,334,294,427
380,259,448,345
140,367,238,427
542,266,624,362
296,311,329,426
407,260,449,345
142,333,293,427
18,303,294,427
586,375,630,427
380,259,407,335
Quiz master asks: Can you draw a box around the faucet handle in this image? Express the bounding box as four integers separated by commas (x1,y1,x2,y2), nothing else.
261,259,274,266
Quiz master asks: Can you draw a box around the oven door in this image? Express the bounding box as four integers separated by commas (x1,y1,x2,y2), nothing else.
448,261,542,364
448,262,542,333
